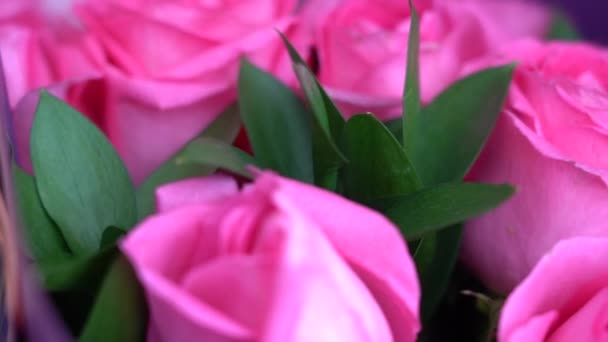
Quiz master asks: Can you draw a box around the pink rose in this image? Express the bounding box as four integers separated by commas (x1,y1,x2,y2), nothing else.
122,172,420,341
1,0,107,173
0,0,104,106
73,0,307,183
462,40,608,293
498,237,608,341
310,0,549,120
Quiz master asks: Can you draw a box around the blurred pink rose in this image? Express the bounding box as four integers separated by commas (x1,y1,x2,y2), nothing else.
498,237,608,341
73,0,306,183
8,0,309,183
0,0,104,106
309,0,549,120
1,0,108,177
462,40,608,293
122,172,421,341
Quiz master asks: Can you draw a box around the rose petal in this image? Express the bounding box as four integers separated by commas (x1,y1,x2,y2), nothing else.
155,175,239,213
123,206,225,281
140,269,253,342
499,237,608,341
548,288,608,342
103,74,233,183
181,255,273,334
256,200,393,342
124,172,406,341
463,115,608,293
259,174,421,341
504,311,557,342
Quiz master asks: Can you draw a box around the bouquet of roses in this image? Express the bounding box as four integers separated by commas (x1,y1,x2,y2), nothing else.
0,0,605,341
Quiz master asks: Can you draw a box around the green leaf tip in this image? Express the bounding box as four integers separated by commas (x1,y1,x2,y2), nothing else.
403,0,422,148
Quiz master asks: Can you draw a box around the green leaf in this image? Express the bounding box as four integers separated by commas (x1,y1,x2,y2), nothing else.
30,92,137,255
279,33,345,139
384,118,402,141
12,163,71,261
136,103,241,219
279,33,347,188
79,254,147,342
339,114,421,203
176,137,259,178
238,59,314,183
415,225,463,321
409,65,515,186
382,183,514,239
99,227,127,250
547,10,580,40
403,0,421,148
404,63,514,320
39,246,118,292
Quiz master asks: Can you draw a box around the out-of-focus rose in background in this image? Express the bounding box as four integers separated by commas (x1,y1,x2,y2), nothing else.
0,0,106,106
301,0,550,120
4,0,312,184
74,0,308,183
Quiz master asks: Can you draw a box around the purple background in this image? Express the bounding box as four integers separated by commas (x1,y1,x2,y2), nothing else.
541,0,607,44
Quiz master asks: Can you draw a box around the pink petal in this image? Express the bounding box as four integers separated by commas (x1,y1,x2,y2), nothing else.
261,174,421,341
181,255,273,334
124,174,400,341
446,0,550,42
462,114,608,293
504,311,557,342
103,72,233,184
256,200,393,342
155,175,239,213
123,204,255,341
123,206,225,282
140,269,253,342
498,237,608,341
548,288,608,341
520,71,608,179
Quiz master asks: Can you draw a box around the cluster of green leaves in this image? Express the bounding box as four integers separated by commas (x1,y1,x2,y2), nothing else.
210,1,512,327
14,92,243,340
420,9,583,341
14,92,144,340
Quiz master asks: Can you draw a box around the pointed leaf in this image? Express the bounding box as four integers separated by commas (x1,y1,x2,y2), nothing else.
99,227,127,250
339,114,421,203
79,254,147,342
382,183,514,239
388,65,514,321
39,246,118,291
279,33,347,187
238,60,314,183
384,118,402,141
176,137,259,179
409,65,515,186
136,104,240,219
403,0,421,147
415,225,463,321
30,92,136,255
